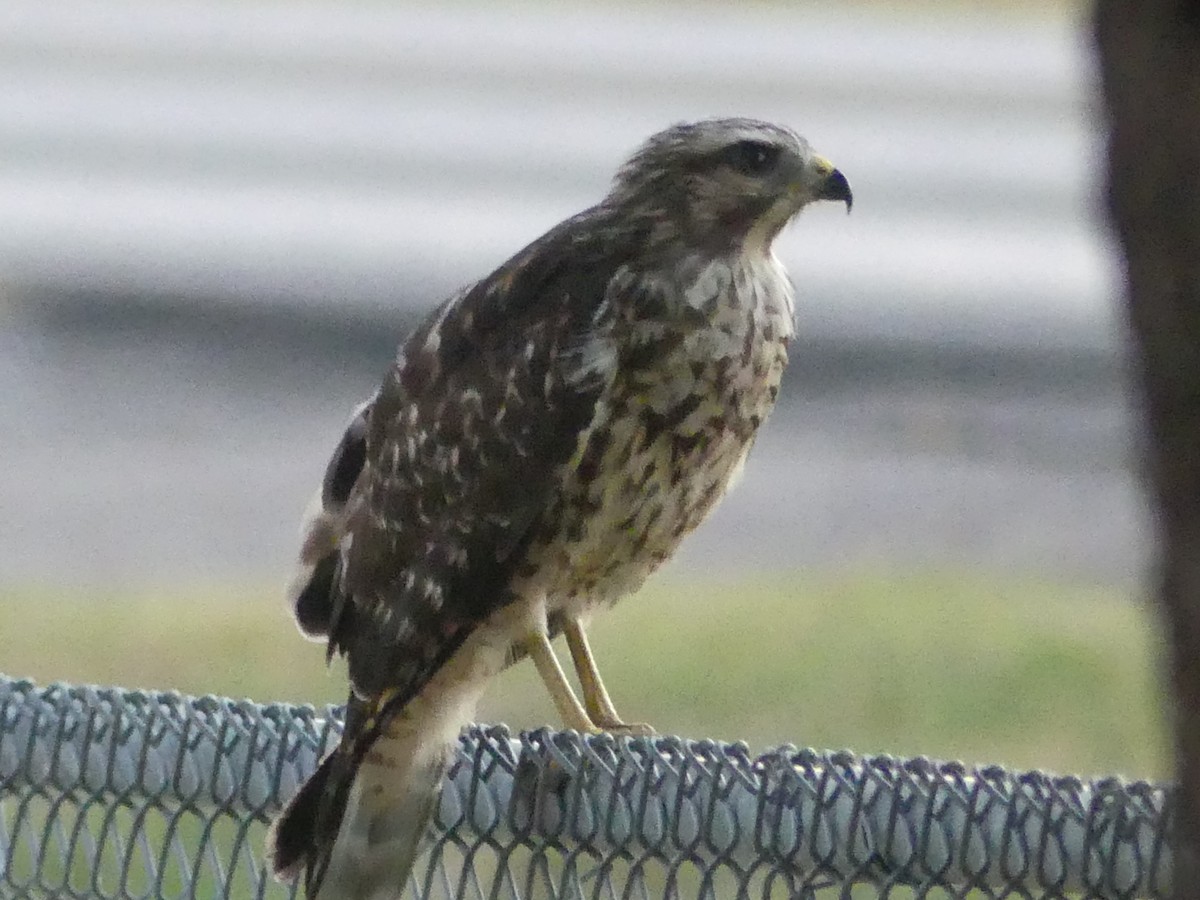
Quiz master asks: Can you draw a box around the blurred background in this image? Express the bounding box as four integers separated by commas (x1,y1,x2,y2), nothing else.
0,1,1165,777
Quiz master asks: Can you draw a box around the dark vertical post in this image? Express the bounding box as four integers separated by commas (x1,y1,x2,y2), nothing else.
1095,2,1200,892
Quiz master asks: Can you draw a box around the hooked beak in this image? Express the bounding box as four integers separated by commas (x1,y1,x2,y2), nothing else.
816,167,853,213
800,154,853,213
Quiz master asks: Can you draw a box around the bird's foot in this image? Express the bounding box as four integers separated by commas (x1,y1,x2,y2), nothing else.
592,719,656,737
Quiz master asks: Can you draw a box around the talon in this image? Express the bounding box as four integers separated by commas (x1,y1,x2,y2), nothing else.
594,720,656,737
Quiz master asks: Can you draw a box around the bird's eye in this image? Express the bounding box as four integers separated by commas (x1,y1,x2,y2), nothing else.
722,140,782,176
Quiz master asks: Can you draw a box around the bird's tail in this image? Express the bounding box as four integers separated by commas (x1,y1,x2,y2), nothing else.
267,695,454,900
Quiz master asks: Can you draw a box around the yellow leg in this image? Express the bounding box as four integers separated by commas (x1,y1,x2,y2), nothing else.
524,630,598,734
563,618,655,736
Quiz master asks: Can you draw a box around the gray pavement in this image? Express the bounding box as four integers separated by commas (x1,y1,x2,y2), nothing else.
0,310,1148,589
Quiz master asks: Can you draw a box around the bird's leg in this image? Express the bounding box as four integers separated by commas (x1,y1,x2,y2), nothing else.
524,630,599,734
563,618,655,736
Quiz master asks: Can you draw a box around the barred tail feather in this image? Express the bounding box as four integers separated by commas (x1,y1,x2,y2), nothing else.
313,743,450,900
267,698,455,900
267,750,338,883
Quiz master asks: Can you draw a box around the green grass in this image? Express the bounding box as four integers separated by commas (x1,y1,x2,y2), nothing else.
1,570,1169,780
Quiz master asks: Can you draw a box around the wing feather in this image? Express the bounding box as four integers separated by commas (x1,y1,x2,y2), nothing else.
286,396,374,641
329,211,632,702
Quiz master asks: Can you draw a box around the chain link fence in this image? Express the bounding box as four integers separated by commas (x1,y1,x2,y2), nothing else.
0,675,1171,899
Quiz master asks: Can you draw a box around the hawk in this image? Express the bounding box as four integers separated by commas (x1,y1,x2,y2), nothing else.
267,117,851,899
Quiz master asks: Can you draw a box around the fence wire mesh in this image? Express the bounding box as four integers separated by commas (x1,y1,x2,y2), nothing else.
0,675,1171,900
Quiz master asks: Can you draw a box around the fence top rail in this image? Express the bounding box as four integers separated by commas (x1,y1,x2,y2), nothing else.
0,675,1172,898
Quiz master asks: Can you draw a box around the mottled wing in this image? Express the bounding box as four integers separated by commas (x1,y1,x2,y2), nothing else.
328,212,626,703
287,396,374,641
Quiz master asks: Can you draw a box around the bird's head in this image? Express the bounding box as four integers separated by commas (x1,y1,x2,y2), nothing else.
608,118,851,254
